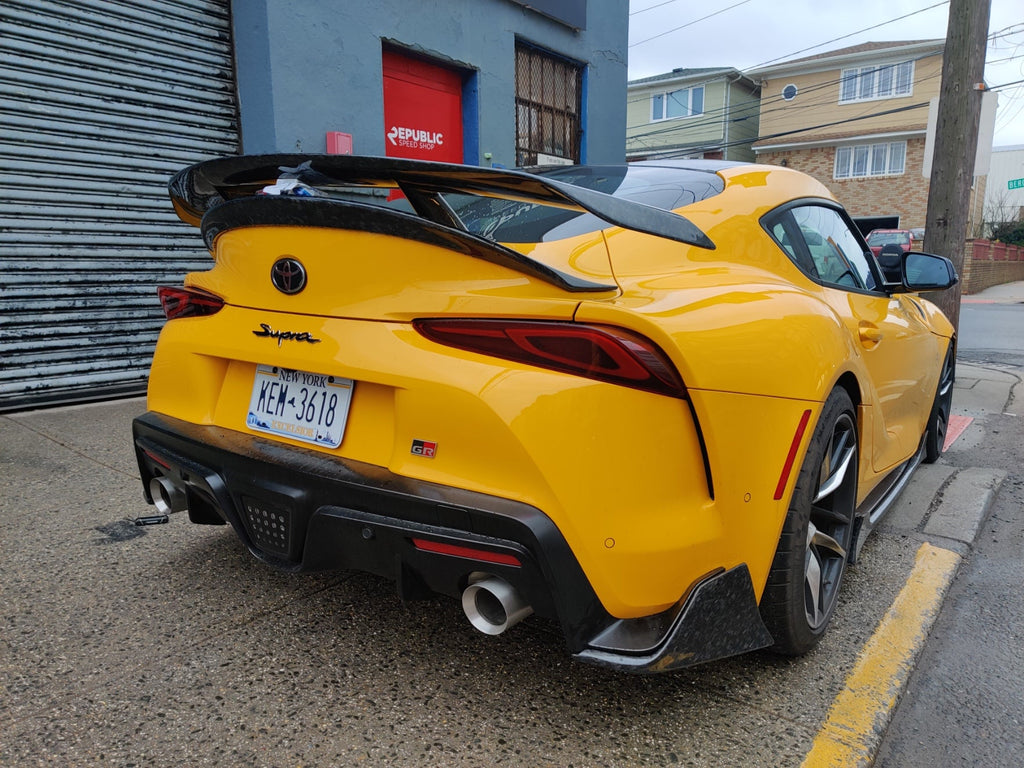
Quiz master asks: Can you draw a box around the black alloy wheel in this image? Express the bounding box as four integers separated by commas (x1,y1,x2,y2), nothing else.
761,388,859,655
924,343,956,464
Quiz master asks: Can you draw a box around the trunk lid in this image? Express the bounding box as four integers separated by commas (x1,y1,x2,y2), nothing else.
187,197,617,322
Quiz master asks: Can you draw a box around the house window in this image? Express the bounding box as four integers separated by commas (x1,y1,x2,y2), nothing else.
839,61,913,103
515,42,583,166
651,86,704,121
834,142,907,179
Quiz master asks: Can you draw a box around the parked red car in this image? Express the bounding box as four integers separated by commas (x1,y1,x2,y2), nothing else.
866,229,915,258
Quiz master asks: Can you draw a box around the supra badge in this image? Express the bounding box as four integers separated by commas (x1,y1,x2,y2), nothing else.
252,322,321,347
411,439,437,458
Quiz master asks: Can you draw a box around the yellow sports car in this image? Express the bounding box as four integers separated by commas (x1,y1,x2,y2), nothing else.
133,155,957,672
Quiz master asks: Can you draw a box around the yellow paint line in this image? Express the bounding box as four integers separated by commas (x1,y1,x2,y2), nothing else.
801,542,962,768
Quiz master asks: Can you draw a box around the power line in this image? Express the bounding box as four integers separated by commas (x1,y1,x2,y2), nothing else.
625,54,945,141
626,2,1024,150
629,2,1021,95
627,52,939,124
629,0,754,48
630,4,1017,85
629,0,684,16
987,23,1024,42
989,78,1024,90
743,2,949,71
640,101,931,159
628,64,945,151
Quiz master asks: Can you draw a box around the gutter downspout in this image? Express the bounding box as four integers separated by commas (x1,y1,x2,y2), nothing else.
724,76,732,160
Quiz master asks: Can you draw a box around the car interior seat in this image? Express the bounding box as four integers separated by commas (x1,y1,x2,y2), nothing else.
878,243,904,283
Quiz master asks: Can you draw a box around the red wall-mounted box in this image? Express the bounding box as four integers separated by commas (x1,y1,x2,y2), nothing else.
326,132,353,155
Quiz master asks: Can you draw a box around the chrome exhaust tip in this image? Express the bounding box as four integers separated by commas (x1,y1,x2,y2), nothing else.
149,476,188,515
461,575,533,635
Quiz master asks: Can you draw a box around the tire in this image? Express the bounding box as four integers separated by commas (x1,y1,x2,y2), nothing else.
760,388,858,655
923,343,956,464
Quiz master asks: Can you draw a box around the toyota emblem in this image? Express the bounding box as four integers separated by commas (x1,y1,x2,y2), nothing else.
270,257,307,295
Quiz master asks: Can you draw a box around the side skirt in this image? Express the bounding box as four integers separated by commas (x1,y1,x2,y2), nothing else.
850,438,925,563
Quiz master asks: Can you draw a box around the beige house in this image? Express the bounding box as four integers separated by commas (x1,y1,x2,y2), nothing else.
748,40,969,234
626,67,761,161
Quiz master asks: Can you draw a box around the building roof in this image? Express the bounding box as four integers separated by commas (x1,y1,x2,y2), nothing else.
628,67,738,87
748,39,944,77
780,40,940,66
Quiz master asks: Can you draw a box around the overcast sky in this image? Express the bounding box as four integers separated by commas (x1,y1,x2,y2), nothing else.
627,0,1024,148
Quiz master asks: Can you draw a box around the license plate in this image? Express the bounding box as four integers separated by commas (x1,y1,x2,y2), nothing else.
246,365,353,448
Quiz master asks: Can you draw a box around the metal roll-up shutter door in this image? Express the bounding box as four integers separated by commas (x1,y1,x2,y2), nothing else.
0,0,238,411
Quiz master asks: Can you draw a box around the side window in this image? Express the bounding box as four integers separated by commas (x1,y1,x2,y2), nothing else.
771,221,796,259
767,205,879,291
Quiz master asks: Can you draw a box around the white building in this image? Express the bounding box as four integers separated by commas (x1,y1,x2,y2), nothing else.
983,145,1024,227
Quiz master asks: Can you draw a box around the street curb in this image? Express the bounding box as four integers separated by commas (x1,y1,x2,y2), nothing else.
923,467,1008,543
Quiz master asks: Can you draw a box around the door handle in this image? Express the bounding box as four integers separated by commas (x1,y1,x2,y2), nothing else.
859,322,884,344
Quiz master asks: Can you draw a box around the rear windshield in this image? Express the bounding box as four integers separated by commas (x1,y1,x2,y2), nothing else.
866,231,910,246
445,164,724,243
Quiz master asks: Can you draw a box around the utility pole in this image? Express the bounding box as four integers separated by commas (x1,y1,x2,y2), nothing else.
922,0,991,332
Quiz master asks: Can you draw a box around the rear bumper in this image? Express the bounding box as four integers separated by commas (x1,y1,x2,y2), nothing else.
132,411,772,671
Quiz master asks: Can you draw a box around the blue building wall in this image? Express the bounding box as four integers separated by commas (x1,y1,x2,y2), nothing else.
231,0,628,166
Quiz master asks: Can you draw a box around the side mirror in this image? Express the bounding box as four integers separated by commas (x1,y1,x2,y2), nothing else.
891,251,958,292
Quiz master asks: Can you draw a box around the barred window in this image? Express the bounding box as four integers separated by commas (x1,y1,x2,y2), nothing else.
835,141,907,179
515,43,583,166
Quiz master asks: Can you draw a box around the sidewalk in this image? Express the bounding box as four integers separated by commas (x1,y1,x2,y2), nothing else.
962,279,1024,303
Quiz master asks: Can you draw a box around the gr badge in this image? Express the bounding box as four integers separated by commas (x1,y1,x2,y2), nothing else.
411,439,437,458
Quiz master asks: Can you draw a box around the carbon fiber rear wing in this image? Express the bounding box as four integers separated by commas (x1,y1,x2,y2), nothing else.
168,154,715,293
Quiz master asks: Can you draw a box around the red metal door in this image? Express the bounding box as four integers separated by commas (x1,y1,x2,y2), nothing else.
383,50,463,163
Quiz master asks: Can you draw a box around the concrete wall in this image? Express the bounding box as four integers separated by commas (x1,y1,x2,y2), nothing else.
231,0,628,167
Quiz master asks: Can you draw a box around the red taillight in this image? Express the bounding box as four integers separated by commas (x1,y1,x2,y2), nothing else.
413,319,688,399
142,448,171,469
157,286,224,320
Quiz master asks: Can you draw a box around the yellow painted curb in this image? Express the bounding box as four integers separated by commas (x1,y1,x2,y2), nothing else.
801,542,962,768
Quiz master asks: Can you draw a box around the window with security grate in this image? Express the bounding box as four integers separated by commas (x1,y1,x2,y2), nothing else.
514,42,583,166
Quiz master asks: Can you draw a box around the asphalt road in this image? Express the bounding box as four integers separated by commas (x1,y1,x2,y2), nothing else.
958,282,1024,364
9,397,919,767
1,287,1020,767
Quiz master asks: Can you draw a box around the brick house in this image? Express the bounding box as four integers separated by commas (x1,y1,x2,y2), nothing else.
747,40,985,235
626,67,761,161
